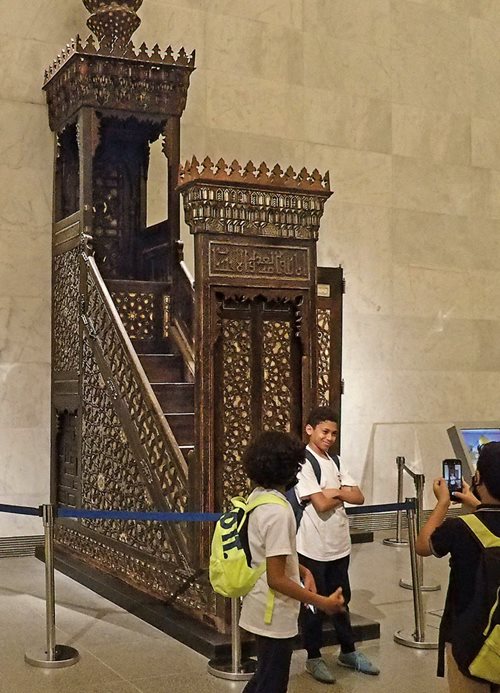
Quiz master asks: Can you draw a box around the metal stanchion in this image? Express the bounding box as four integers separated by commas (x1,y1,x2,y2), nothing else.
399,475,440,592
394,498,438,649
383,456,409,547
207,597,257,681
25,504,80,668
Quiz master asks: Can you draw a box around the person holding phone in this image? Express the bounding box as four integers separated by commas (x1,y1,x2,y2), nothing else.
416,443,500,692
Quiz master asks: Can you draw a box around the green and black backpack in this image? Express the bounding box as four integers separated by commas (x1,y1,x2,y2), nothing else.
451,513,500,685
209,493,288,623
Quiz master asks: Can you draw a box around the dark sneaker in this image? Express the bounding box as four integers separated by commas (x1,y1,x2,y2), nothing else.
305,657,336,683
338,651,380,675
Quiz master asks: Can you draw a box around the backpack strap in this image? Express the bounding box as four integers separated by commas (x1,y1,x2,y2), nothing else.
304,449,340,483
264,591,275,625
331,453,340,471
245,493,288,512
459,514,500,548
231,494,287,532
305,449,322,483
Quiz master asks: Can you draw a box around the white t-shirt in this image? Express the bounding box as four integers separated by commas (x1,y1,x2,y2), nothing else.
295,446,358,562
239,488,300,639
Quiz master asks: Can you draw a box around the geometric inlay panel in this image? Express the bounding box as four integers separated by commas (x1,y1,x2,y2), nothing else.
262,319,292,432
54,524,215,618
112,291,155,340
81,337,183,564
317,307,331,407
221,318,252,502
53,247,80,372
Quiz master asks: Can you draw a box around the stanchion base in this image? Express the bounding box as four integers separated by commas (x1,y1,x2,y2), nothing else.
25,644,80,669
207,657,257,681
394,629,438,649
399,578,441,592
383,537,409,547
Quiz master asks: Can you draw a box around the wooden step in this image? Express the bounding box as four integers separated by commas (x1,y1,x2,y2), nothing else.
139,354,184,382
151,383,194,412
165,413,194,446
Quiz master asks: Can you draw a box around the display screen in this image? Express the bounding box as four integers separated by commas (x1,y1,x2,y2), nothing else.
447,424,500,481
459,428,500,466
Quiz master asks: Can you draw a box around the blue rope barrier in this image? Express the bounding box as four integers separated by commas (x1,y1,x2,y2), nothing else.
0,503,42,517
57,508,221,522
346,501,415,516
0,500,415,522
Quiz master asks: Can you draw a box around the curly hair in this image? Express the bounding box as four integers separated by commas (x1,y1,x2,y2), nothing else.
242,431,306,488
306,406,338,428
477,441,500,501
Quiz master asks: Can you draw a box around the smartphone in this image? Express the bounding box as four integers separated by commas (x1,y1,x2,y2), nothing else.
442,459,463,497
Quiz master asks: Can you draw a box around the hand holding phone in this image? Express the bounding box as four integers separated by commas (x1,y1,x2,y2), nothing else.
442,458,463,498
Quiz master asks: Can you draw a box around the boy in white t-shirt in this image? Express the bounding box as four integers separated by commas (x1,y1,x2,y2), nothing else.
239,430,345,693
296,407,380,683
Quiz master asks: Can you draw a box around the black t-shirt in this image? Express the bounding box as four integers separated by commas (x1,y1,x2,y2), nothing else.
430,505,500,643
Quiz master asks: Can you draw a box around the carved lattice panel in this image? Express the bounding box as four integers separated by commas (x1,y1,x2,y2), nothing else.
81,338,186,566
53,247,80,372
55,409,79,507
93,165,121,278
111,291,155,340
85,268,187,512
221,318,252,500
317,307,331,407
262,320,292,432
55,524,214,617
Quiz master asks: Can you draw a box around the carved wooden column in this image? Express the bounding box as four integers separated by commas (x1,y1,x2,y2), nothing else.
179,158,332,586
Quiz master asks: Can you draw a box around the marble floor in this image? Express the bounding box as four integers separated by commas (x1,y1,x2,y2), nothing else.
0,533,450,693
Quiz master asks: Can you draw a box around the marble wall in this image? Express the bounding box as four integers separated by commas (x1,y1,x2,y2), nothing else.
1,1,499,535
0,1,88,535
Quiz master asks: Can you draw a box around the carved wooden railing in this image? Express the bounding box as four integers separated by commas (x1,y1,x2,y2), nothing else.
81,251,188,499
74,252,197,575
52,239,214,620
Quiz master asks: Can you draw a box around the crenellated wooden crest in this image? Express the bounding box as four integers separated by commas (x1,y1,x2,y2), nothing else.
178,156,332,241
44,35,195,84
179,156,331,193
44,33,195,132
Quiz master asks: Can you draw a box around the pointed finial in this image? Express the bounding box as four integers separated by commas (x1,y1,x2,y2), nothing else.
83,0,143,46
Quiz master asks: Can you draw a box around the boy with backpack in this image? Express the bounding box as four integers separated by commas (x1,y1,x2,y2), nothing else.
293,406,379,683
416,441,500,692
237,430,345,693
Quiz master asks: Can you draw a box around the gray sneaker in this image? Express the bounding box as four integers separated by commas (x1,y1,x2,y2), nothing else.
338,651,380,675
305,657,336,683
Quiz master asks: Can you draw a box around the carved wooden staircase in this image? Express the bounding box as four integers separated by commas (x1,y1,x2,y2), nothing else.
139,349,195,464
104,272,196,465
